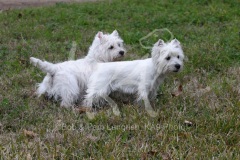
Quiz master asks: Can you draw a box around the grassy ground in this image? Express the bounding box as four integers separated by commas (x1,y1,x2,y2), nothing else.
0,0,240,159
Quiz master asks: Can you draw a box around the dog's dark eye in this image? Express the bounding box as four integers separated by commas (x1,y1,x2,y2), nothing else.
177,55,180,59
166,56,171,60
109,45,114,49
118,43,121,47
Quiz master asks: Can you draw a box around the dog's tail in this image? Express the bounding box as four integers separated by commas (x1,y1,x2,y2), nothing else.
30,57,56,75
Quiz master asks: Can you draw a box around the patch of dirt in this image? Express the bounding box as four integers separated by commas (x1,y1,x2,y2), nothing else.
0,0,98,10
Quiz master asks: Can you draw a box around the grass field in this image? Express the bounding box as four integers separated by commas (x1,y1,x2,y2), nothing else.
0,0,240,159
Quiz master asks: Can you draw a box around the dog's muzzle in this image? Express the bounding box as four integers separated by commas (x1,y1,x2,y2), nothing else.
174,64,181,72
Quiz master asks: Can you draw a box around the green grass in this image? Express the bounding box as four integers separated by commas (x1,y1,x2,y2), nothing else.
0,0,240,159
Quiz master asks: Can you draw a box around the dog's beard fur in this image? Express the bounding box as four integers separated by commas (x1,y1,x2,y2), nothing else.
30,30,126,107
84,39,184,117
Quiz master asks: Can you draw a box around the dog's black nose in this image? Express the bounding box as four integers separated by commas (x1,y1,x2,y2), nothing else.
175,64,181,69
119,51,125,56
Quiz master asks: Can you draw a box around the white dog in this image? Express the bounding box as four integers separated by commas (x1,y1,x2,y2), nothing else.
84,39,184,118
30,30,125,107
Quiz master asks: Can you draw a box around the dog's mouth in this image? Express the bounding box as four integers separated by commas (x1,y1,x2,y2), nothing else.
173,70,180,72
113,56,124,62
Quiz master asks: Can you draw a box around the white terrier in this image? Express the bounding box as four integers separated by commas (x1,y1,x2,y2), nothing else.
30,30,126,107
84,39,184,118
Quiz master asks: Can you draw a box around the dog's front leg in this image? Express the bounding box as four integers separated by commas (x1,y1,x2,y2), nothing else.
143,98,158,117
103,96,120,116
84,98,96,120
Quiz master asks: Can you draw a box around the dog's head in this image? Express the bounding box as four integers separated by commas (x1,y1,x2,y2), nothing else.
151,39,184,74
88,30,126,62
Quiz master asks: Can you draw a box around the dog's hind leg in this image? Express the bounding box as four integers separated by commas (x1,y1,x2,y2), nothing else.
36,73,52,97
47,72,80,108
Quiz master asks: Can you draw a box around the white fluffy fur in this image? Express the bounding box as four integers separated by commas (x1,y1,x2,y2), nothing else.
84,39,184,118
30,30,126,107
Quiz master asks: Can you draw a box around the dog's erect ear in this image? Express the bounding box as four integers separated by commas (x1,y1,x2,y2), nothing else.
154,39,165,46
171,38,181,47
111,30,119,37
96,31,107,43
97,31,104,39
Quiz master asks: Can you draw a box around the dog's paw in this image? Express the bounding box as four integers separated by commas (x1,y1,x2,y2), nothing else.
113,107,121,116
146,109,158,118
86,111,96,120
